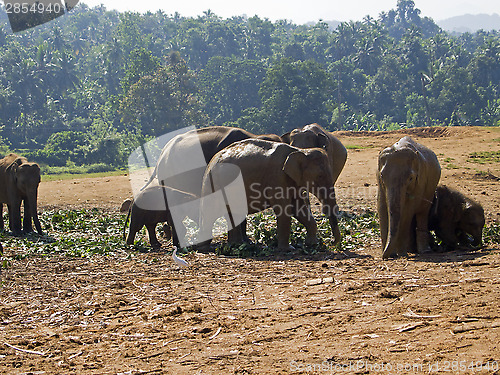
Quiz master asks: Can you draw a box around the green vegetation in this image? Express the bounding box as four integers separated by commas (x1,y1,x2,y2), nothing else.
345,145,372,150
1,0,500,170
0,209,125,260
1,209,498,263
468,150,500,164
483,221,500,245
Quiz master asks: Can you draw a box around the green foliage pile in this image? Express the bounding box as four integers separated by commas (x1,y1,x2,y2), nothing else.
1,0,500,169
0,209,125,260
1,208,496,263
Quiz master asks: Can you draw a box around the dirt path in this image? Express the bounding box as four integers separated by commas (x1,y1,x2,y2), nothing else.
1,127,499,374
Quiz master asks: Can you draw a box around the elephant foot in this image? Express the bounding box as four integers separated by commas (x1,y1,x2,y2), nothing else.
383,246,406,259
305,235,319,246
150,242,162,250
417,244,432,254
278,244,296,252
195,240,212,253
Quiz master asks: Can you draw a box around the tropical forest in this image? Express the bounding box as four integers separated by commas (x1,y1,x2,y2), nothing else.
1,0,500,171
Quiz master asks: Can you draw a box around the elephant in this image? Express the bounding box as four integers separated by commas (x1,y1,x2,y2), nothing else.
121,185,197,249
0,153,43,236
429,185,485,250
141,126,283,243
282,123,347,185
377,136,441,259
282,123,347,243
197,139,340,251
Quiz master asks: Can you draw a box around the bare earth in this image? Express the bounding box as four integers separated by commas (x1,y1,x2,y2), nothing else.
1,127,499,374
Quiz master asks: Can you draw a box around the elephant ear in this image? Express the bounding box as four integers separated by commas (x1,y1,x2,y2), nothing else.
7,157,23,171
6,158,23,180
317,132,329,150
281,132,291,144
283,151,306,186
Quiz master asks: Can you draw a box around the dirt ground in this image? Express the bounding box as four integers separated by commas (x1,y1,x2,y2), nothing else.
1,127,499,374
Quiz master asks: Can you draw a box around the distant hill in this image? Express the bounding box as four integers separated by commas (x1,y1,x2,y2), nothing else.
305,20,342,31
438,13,500,33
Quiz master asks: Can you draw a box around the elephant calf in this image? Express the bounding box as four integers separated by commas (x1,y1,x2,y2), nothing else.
122,185,197,249
429,185,485,250
198,139,340,251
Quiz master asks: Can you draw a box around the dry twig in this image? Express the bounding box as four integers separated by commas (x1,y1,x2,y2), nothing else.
4,342,45,356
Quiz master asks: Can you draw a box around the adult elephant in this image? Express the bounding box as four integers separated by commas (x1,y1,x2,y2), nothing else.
198,139,339,250
377,136,441,259
144,126,282,196
142,126,283,243
281,123,347,245
0,153,43,235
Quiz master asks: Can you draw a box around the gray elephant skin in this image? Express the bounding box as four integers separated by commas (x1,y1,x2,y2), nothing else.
282,123,347,244
122,185,197,249
429,185,485,250
142,126,282,243
198,139,339,251
145,126,282,196
377,136,441,259
0,153,43,235
282,123,347,185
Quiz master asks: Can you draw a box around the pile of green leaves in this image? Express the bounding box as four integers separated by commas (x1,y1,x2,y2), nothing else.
0,209,498,267
216,209,380,257
0,209,126,261
483,221,500,245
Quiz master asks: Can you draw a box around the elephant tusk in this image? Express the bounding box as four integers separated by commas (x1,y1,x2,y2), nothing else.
172,246,189,267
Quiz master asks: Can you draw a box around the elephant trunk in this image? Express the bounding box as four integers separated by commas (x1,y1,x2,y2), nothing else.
28,190,43,235
471,230,482,247
382,188,403,259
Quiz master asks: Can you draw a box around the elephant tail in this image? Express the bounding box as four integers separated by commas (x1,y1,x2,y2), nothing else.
123,206,132,241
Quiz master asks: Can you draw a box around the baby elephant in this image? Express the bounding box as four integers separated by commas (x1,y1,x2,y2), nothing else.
121,185,196,249
429,185,485,250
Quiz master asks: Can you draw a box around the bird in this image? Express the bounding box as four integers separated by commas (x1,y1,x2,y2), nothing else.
172,246,189,267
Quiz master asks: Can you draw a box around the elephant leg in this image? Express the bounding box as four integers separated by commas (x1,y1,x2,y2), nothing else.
228,219,250,244
0,203,4,231
436,222,460,250
8,201,22,236
292,199,318,245
168,222,181,249
146,223,161,249
276,211,294,251
227,226,243,244
240,218,250,242
377,189,388,248
162,223,172,239
415,211,432,254
408,216,417,253
23,198,33,233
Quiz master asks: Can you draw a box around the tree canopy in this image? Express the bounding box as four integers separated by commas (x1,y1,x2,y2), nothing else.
0,1,499,168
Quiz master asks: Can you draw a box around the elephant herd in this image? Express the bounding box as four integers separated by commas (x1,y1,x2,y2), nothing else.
121,124,485,259
0,124,485,259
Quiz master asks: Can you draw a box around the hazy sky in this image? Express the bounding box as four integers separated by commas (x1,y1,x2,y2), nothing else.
81,0,499,24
